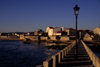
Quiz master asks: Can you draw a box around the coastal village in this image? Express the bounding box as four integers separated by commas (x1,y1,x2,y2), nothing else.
0,27,100,42
1,0,100,67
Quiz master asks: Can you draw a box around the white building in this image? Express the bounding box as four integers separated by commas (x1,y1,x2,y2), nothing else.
46,27,62,36
93,27,100,35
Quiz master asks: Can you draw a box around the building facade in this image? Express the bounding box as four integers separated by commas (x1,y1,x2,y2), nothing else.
64,28,76,36
46,27,62,36
93,27,100,36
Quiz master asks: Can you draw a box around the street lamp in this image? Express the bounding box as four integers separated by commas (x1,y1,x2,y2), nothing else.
74,5,80,16
73,5,80,58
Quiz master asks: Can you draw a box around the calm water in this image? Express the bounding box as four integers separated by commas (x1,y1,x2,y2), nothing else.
0,40,58,67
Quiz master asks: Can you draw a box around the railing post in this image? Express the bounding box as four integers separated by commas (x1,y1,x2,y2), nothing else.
67,48,68,54
62,50,64,59
63,49,65,57
58,52,61,63
43,61,49,67
64,49,67,56
52,56,56,67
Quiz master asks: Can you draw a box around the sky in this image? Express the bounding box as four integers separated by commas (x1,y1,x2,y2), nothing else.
0,0,100,32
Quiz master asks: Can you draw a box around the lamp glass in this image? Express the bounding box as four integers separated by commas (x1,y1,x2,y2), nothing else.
74,5,80,16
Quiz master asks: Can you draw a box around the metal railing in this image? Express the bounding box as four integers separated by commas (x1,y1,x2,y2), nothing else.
81,40,100,67
43,41,76,67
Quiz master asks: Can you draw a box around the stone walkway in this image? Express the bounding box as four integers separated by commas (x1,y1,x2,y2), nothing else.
57,42,94,67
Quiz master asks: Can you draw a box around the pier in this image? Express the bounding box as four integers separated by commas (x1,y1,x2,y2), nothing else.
43,40,100,67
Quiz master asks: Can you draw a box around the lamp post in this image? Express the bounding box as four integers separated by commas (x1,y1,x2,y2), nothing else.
73,5,80,58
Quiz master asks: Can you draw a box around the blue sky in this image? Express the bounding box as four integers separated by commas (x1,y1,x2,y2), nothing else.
0,0,100,32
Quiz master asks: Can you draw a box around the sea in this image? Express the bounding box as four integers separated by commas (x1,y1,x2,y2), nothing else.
0,40,59,67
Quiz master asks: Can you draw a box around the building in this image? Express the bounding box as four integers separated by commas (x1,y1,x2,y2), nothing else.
64,28,76,36
53,31,62,36
46,27,63,36
93,27,100,36
46,27,76,36
83,30,94,41
83,33,94,41
93,34,100,41
34,29,45,36
79,30,87,39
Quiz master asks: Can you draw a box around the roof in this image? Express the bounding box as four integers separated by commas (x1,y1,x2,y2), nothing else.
64,28,75,30
48,27,62,29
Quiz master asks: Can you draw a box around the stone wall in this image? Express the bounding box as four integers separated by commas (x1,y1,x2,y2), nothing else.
60,36,70,42
0,36,19,40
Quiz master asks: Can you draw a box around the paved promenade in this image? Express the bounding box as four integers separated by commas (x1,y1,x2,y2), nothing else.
57,41,94,67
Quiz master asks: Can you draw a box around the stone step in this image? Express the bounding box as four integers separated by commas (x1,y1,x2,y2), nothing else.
65,55,89,58
56,42,94,67
58,60,92,67
62,57,90,62
57,64,93,67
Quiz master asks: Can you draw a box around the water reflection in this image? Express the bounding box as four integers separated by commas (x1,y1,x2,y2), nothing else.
0,40,59,67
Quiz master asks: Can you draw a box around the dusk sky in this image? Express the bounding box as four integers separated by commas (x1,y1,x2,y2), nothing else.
0,0,100,32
